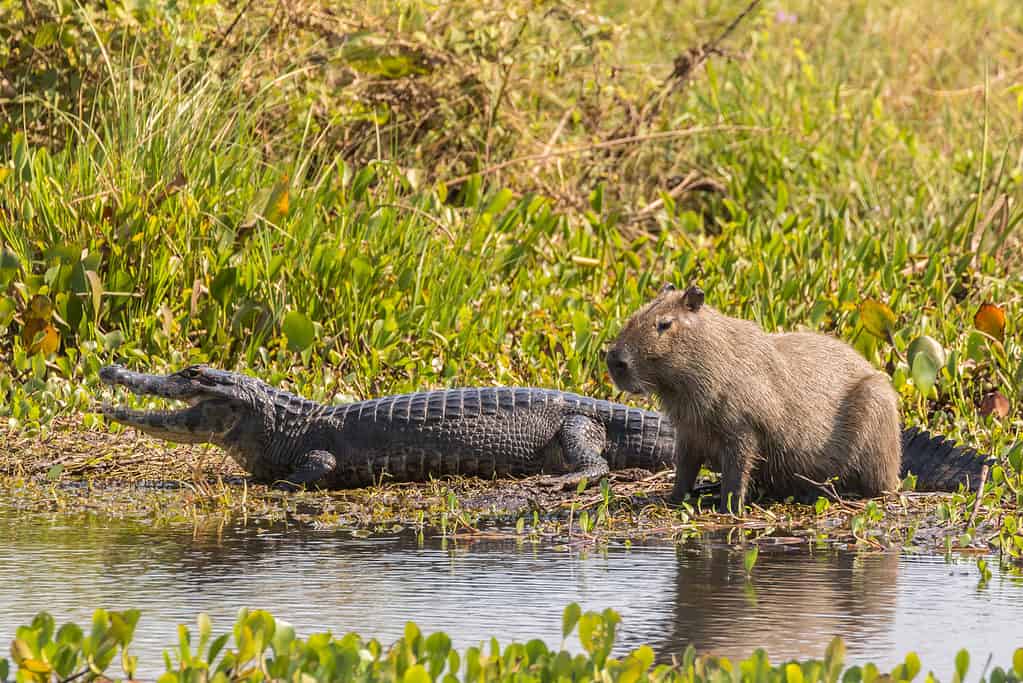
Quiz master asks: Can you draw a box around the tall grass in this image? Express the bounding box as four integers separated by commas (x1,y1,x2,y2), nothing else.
0,0,1021,464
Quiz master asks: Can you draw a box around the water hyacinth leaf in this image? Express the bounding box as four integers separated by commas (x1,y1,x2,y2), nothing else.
102,330,125,351
955,649,969,682
282,311,315,352
207,633,230,664
974,303,1006,342
0,296,15,329
197,613,212,649
210,268,238,306
562,603,581,639
841,666,863,683
907,335,945,394
859,299,897,340
1008,443,1023,474
10,638,32,664
21,657,52,674
577,613,602,654
0,248,19,286
904,652,921,680
56,623,83,645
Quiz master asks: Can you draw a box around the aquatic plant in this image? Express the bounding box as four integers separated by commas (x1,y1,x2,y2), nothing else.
2,604,1022,683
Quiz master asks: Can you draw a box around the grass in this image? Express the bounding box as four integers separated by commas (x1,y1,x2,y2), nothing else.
0,0,1022,554
3,603,1022,683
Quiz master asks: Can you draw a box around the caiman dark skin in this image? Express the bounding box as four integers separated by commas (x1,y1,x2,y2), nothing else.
98,364,676,490
98,363,991,499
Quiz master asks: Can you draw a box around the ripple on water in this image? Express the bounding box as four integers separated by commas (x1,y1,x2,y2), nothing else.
1,512,1021,679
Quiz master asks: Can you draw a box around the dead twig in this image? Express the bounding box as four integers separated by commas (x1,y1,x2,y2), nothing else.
966,464,990,528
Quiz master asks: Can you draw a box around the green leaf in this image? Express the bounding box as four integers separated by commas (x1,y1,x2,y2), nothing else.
907,335,945,395
282,310,315,352
1012,648,1023,677
402,663,431,683
744,546,759,575
0,297,15,330
561,603,581,639
903,652,921,681
955,649,969,681
207,633,230,664
33,22,59,48
859,299,897,340
102,330,125,352
46,464,63,481
210,268,238,306
270,621,295,656
577,613,601,654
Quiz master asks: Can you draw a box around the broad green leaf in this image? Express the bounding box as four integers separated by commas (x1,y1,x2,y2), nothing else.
859,299,897,340
903,652,921,680
907,335,945,395
955,649,969,681
210,268,238,306
282,311,315,352
403,664,431,683
1012,648,1023,677
561,603,581,639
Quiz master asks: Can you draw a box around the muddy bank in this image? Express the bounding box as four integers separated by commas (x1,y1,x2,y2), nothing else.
0,418,1004,554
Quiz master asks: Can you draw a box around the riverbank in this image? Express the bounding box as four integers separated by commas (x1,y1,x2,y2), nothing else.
0,417,1010,558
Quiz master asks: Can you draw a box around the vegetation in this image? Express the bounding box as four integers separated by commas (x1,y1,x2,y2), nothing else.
1,0,1022,550
1,603,1021,683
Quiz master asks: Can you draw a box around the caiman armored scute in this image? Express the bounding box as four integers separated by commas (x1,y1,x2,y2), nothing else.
97,364,676,490
97,364,994,495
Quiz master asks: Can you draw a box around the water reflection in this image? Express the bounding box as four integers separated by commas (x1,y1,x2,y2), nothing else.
0,511,1020,679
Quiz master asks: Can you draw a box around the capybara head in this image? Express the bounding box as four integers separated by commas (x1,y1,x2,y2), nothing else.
606,283,707,396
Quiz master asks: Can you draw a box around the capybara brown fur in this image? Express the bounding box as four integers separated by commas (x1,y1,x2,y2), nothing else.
606,283,902,513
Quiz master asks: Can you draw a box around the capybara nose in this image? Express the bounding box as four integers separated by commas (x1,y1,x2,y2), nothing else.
606,347,630,375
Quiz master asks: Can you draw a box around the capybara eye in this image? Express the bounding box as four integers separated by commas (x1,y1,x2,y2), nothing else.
656,318,673,333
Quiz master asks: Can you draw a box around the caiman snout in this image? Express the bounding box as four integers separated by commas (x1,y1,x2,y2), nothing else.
97,364,243,445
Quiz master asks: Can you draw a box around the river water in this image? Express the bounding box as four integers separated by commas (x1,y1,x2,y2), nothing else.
2,510,1021,679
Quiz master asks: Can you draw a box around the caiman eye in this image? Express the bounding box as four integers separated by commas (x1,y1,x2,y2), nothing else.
656,318,673,333
181,367,203,380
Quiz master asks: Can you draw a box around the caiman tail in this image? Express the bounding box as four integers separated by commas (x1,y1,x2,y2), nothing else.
900,427,994,493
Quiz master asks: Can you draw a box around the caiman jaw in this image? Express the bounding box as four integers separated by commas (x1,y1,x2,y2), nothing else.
100,403,216,444
99,364,240,445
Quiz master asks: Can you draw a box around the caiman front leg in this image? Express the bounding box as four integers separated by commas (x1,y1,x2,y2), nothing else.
273,450,337,491
539,414,610,491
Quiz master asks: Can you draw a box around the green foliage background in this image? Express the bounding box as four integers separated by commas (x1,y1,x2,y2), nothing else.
1,0,1021,464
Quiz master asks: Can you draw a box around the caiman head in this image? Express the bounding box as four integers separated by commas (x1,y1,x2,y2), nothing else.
99,364,271,446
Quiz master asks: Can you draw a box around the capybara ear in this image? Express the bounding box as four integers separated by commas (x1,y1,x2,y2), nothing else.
682,285,705,312
659,282,676,295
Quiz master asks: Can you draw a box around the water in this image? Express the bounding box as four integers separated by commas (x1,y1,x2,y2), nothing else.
2,511,1021,679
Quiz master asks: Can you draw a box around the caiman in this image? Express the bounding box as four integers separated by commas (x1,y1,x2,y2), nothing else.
97,364,994,495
